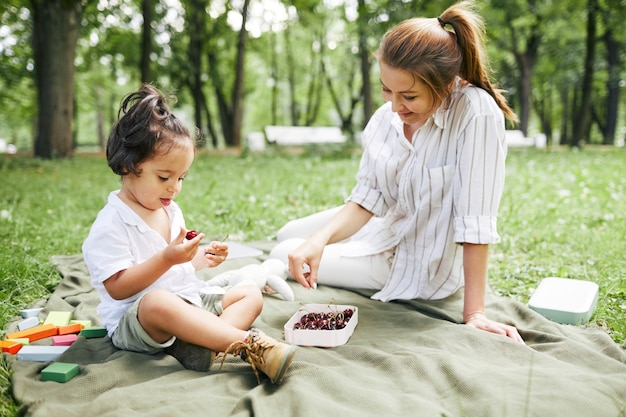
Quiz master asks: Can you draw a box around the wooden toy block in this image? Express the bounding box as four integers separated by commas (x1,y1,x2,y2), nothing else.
79,326,107,338
53,334,78,346
20,308,43,319
6,323,58,342
41,362,79,383
70,320,92,329
57,323,83,335
0,340,22,354
43,311,72,327
6,338,29,346
17,345,69,362
17,316,40,331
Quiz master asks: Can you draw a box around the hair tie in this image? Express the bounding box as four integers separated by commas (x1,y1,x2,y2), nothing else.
437,17,445,28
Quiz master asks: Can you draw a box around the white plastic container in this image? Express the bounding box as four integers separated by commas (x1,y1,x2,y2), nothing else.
284,304,358,347
528,277,599,325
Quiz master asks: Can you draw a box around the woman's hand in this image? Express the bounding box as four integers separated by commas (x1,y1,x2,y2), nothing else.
464,312,525,344
287,239,325,289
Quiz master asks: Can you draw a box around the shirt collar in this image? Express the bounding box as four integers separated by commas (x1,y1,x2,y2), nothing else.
389,102,448,136
107,190,175,235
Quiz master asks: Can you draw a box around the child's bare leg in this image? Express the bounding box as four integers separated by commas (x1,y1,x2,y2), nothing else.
139,288,295,383
220,286,263,330
138,289,250,352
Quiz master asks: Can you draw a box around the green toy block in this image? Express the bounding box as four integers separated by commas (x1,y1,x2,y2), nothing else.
41,362,79,383
79,326,107,338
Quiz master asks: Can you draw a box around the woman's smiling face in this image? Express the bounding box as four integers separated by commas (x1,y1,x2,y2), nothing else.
379,61,437,127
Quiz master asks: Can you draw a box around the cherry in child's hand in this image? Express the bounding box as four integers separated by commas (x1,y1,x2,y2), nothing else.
185,230,199,240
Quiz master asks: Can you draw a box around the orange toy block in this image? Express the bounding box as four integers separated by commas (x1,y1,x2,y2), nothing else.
0,340,22,354
6,323,58,343
57,323,83,335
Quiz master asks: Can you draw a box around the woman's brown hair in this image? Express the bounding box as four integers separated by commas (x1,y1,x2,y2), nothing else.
376,1,517,123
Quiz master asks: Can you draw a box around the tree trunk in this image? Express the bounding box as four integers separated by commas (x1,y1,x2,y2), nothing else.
207,50,232,145
95,85,105,150
230,0,250,147
284,28,299,126
509,20,540,137
357,0,373,126
602,26,619,145
31,0,82,159
186,0,207,145
323,58,358,140
559,83,570,146
270,31,278,126
141,0,153,83
572,0,598,147
304,33,324,126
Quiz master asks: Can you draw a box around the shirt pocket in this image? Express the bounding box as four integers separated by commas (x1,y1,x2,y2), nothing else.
413,163,455,211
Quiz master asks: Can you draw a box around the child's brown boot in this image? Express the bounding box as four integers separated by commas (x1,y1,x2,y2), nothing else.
222,328,296,384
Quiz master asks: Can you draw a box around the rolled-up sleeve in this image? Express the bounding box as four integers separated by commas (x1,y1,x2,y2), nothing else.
453,110,506,244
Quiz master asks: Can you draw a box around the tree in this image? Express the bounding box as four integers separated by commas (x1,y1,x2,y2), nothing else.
202,0,252,147
141,0,154,83
571,0,598,147
357,0,373,126
231,0,251,147
31,0,83,158
487,0,547,135
592,0,625,145
179,0,217,146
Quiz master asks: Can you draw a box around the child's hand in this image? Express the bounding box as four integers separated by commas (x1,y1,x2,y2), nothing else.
164,227,204,265
192,237,229,270
204,239,229,267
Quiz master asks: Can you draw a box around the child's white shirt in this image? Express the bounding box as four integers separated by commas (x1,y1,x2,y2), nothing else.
82,191,223,336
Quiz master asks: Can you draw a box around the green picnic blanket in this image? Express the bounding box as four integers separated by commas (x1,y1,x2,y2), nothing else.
5,248,626,417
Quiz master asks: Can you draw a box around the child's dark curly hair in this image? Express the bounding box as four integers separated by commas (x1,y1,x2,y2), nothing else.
107,84,194,176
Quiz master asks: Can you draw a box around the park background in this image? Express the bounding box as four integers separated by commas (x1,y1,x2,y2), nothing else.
1,0,625,415
1,0,626,154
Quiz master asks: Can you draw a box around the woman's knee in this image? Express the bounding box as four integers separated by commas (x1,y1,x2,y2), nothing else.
269,238,305,264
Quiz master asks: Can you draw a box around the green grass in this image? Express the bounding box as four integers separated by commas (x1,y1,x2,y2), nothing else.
1,147,625,415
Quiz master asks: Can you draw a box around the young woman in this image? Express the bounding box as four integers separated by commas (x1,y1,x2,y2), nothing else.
270,1,524,343
83,84,295,384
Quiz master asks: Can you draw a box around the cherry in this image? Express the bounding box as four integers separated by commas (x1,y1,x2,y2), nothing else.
293,308,354,330
185,230,199,240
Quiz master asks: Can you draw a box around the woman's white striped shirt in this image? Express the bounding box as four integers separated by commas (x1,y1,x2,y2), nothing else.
344,81,507,301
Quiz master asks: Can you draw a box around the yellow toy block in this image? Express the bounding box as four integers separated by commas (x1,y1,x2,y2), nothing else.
43,311,72,327
70,320,92,329
6,338,29,346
